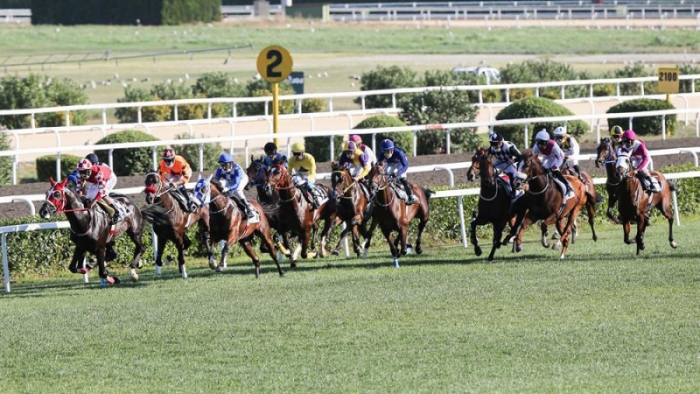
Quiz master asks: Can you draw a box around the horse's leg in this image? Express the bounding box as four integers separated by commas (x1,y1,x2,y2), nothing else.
299,228,312,260
319,218,332,258
623,221,633,245
361,219,379,258
257,229,284,277
414,216,427,256
97,246,119,286
540,220,550,248
331,225,350,256
382,226,400,268
513,216,533,253
127,227,146,281
155,234,167,272
239,239,261,278
69,246,87,274
488,219,507,262
657,192,678,249
607,190,620,224
470,214,486,257
586,198,598,242
216,242,231,272
635,217,646,255
175,239,187,279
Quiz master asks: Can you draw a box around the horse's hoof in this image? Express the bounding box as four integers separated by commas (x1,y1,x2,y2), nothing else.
77,267,90,275
290,262,297,268
552,242,561,251
331,250,339,256
474,246,482,256
560,254,566,260
130,272,139,282
670,241,678,248
415,245,422,255
166,255,174,264
516,245,523,253
593,235,598,242
208,260,217,270
393,257,400,268
215,266,225,273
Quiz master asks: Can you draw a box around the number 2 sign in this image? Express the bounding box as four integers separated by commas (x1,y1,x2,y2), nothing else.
256,45,293,84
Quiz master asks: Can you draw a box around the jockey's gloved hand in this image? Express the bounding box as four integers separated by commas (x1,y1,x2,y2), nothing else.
168,182,175,189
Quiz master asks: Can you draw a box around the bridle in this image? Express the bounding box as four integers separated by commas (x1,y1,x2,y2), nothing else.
268,165,297,203
247,161,268,188
369,170,395,207
332,170,356,200
520,157,550,196
44,184,93,235
144,172,178,214
476,154,499,201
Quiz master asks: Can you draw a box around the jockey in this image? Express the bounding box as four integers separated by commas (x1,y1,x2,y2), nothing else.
75,158,121,224
377,138,418,205
159,146,193,211
610,125,624,149
214,153,259,223
618,129,660,193
288,141,322,209
338,141,371,181
68,153,105,188
552,126,583,181
263,142,288,169
348,134,377,166
532,129,575,200
487,132,526,197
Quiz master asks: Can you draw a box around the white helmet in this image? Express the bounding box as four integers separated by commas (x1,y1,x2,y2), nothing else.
535,130,550,143
552,126,567,138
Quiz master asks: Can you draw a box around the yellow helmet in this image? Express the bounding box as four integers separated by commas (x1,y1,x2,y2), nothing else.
610,125,624,139
291,142,305,153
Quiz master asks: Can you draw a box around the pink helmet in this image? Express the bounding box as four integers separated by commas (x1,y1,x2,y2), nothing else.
621,129,637,141
349,134,362,143
76,158,92,172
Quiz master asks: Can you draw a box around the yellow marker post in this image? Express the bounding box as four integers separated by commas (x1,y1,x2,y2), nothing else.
658,67,680,101
256,45,293,147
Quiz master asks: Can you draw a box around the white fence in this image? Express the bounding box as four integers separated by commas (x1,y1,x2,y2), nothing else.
4,170,700,293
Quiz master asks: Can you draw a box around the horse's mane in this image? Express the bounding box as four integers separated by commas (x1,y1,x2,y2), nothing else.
210,178,224,191
141,203,171,227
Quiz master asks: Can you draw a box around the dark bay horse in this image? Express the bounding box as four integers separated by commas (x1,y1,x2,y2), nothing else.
467,147,516,261
615,154,677,254
141,172,211,279
594,137,622,223
330,163,371,257
245,157,297,264
510,152,587,259
366,162,433,268
190,176,283,278
264,163,338,264
39,178,145,285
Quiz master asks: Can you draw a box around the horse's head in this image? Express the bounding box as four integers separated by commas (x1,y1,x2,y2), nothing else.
518,151,543,181
245,156,268,191
190,175,213,210
595,137,615,168
266,163,291,196
143,172,162,204
473,146,495,185
467,147,488,182
39,177,71,219
367,162,388,195
615,153,633,179
330,162,352,200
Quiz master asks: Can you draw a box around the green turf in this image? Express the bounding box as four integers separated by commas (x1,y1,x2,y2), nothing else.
1,218,698,393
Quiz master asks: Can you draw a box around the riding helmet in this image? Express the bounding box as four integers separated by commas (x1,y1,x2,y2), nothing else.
552,126,567,138
380,139,395,151
610,125,624,139
621,129,637,141
488,133,504,143
85,153,99,164
291,142,305,153
76,158,92,171
162,147,176,160
349,134,362,144
264,142,277,154
218,152,233,164
535,130,550,143
344,141,358,152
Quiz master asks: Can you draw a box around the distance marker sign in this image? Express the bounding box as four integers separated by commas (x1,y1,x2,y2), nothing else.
256,45,293,84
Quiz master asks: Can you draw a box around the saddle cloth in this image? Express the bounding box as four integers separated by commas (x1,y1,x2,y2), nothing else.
389,182,409,202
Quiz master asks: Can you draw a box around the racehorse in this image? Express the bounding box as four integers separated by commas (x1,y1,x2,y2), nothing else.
141,172,211,279
329,162,372,257
245,157,297,263
594,137,622,223
39,178,145,285
509,152,587,259
467,147,516,261
615,154,677,254
264,163,337,264
365,162,433,267
554,161,601,244
190,176,284,278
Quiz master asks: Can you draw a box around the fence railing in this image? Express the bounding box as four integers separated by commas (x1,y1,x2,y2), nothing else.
5,169,700,293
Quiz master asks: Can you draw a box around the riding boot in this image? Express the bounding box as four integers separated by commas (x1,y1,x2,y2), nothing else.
646,174,660,192
573,165,584,182
243,200,260,223
179,187,191,212
400,178,417,205
553,171,574,199
306,188,319,209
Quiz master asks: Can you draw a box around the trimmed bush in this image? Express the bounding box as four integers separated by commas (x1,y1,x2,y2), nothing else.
35,154,82,182
305,134,345,164
238,79,295,117
353,115,411,154
494,97,589,147
172,133,222,173
115,86,171,123
499,59,585,100
192,72,247,118
609,65,656,96
0,131,11,185
302,98,327,113
355,66,419,109
606,98,676,136
94,130,162,176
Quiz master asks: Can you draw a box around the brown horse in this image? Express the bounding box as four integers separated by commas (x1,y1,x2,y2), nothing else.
557,161,601,243
141,172,211,279
190,176,283,278
467,147,517,261
329,162,372,257
245,157,298,264
366,162,433,268
39,178,145,285
510,152,587,259
264,163,337,264
615,154,677,254
594,137,622,224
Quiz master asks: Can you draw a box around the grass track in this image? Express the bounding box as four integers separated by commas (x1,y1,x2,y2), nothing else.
1,219,698,393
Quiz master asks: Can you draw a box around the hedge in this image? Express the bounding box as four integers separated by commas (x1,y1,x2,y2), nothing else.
606,98,676,137
35,154,82,183
94,130,162,176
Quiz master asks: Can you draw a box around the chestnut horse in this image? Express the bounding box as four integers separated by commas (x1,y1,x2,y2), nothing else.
245,157,297,263
141,172,211,279
329,163,372,257
556,161,601,244
366,162,433,268
467,147,517,261
264,163,337,264
39,178,145,285
594,137,622,223
615,154,677,254
510,152,587,259
190,176,283,278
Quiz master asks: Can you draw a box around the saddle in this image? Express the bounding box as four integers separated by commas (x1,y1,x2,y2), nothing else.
311,185,328,205
389,181,409,202
169,189,192,211
637,173,662,193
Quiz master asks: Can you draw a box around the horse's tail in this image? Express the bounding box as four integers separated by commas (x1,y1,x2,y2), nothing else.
668,179,677,192
140,204,171,227
423,188,436,199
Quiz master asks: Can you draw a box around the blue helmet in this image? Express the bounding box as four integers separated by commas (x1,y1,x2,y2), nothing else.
218,153,233,164
380,139,395,152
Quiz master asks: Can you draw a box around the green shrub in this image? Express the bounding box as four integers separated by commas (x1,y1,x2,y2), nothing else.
238,79,295,116
606,98,676,136
192,72,247,118
678,65,700,93
354,115,411,154
609,65,656,96
37,78,89,127
305,133,345,163
302,97,327,113
399,87,480,155
500,59,585,100
355,66,419,109
172,132,222,173
0,131,13,185
94,130,162,176
115,86,171,123
35,154,82,182
494,97,589,147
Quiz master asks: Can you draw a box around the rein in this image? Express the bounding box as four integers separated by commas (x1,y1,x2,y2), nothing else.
373,175,396,207
208,194,232,215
